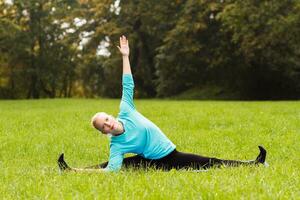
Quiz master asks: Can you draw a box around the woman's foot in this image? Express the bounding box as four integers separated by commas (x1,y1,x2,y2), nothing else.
57,153,72,172
255,146,268,166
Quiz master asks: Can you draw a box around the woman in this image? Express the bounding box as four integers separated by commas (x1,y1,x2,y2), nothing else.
58,35,267,173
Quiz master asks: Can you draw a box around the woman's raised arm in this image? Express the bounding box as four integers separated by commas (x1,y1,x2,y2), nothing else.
118,35,135,110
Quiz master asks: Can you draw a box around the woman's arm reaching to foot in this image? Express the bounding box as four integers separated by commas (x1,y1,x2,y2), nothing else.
71,168,106,173
58,153,107,173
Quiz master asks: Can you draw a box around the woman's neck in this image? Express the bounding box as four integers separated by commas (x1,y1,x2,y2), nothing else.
112,121,124,136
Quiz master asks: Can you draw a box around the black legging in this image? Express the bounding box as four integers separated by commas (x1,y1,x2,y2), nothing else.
87,149,262,170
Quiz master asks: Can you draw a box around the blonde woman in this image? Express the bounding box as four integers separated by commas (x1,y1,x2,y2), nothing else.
58,36,267,173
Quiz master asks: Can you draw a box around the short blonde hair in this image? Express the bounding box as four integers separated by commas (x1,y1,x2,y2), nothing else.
91,112,105,130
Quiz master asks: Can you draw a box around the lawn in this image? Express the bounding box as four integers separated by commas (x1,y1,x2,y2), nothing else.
0,99,299,199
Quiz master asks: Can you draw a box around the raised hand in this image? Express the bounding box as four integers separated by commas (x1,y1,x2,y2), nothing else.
117,35,130,56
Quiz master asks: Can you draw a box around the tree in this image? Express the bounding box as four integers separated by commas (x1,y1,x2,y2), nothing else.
219,0,300,99
0,0,80,98
155,0,226,96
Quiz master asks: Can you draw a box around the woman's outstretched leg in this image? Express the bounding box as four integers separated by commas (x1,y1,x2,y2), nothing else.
160,146,267,170
212,146,267,167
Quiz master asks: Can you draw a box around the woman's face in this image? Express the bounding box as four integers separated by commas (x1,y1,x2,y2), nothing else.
92,112,119,134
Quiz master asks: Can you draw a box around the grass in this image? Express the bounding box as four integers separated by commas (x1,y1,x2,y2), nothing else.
0,99,299,199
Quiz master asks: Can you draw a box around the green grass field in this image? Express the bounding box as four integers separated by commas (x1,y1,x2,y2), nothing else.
0,99,299,199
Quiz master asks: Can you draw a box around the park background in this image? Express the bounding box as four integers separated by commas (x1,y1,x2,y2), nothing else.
1,0,300,100
0,0,300,199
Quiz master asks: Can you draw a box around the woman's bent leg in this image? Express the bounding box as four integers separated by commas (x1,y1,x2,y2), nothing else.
122,155,153,169
85,155,153,169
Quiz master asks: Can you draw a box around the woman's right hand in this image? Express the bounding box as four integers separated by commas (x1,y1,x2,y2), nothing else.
117,35,130,56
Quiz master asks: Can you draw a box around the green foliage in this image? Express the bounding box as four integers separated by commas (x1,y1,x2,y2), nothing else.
218,0,300,99
0,99,299,198
0,0,80,98
173,84,240,100
155,0,221,96
0,0,300,99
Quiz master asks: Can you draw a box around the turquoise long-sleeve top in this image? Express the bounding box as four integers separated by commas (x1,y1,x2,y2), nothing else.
104,74,176,172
